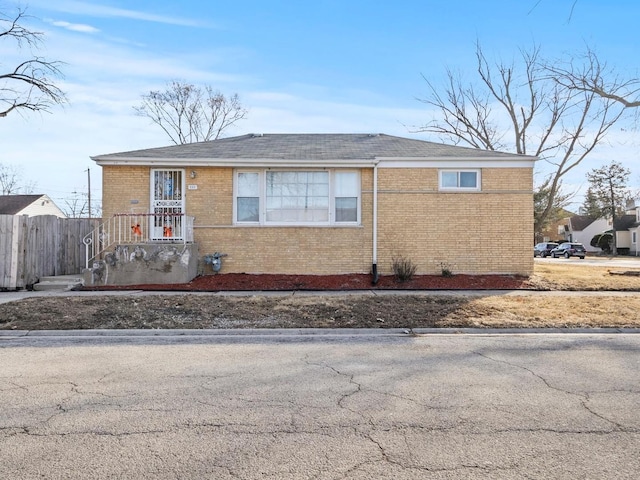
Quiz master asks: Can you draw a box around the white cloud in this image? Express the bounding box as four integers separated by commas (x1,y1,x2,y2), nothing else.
48,20,100,34
29,0,210,28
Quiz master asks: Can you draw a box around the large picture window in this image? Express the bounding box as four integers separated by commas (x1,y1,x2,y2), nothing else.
267,171,329,222
234,169,360,225
439,170,480,191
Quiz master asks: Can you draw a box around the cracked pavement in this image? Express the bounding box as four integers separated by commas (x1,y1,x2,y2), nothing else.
1,333,639,479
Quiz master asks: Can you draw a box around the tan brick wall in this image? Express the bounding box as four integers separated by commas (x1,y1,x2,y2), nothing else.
195,167,374,274
377,168,438,191
102,166,150,218
101,165,533,276
375,167,534,276
482,168,532,191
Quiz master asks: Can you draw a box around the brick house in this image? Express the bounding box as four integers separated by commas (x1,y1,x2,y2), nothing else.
92,133,535,281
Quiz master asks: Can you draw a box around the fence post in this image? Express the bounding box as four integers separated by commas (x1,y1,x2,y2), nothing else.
9,215,21,289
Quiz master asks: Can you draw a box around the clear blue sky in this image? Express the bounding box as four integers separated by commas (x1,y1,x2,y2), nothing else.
3,0,640,213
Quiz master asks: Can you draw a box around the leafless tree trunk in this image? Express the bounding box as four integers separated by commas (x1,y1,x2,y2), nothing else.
0,8,65,118
134,80,248,145
417,43,628,237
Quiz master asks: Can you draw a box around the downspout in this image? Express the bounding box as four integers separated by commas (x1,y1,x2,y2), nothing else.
372,162,379,285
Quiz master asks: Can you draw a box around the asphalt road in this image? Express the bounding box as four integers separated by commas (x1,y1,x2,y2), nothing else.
1,331,639,479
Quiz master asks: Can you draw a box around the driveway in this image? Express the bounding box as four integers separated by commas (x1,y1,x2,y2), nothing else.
1,332,638,479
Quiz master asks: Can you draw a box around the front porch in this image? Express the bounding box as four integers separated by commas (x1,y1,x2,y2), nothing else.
83,213,198,286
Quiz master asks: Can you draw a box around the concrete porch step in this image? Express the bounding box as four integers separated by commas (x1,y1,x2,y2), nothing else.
33,275,84,292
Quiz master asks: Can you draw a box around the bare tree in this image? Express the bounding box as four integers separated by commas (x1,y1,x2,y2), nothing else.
0,163,35,194
134,80,248,145
417,43,629,237
61,193,101,218
0,7,65,118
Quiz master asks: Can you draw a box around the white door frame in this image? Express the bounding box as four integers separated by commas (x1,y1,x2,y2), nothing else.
150,169,186,240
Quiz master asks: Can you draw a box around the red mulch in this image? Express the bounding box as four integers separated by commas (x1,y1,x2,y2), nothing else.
81,273,531,291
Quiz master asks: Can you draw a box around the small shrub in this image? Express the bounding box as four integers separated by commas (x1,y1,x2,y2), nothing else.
392,255,417,282
439,261,454,277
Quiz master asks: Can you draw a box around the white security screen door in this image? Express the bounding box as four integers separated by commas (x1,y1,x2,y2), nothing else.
151,169,185,240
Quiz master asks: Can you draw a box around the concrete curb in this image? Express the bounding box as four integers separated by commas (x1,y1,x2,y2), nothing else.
2,327,640,338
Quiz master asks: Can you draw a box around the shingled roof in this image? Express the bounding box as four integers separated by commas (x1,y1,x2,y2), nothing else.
568,215,597,232
613,214,638,231
0,195,45,215
92,133,537,164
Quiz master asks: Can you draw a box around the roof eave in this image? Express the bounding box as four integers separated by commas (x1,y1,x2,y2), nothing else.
92,155,536,169
91,156,380,168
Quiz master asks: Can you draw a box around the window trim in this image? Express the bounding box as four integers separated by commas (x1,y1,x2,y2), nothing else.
438,169,481,191
234,170,261,224
233,169,361,226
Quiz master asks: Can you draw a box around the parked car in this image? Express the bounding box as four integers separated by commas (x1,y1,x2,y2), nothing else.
534,242,559,258
550,242,586,259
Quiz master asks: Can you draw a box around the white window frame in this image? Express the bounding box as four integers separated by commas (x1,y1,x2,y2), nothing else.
234,171,261,223
439,169,481,191
633,231,637,244
233,169,361,226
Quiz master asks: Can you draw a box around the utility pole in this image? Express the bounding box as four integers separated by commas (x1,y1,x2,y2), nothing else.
86,168,91,219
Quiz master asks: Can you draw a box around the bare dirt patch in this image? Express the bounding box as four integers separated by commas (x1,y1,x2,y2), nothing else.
83,272,529,291
2,263,639,330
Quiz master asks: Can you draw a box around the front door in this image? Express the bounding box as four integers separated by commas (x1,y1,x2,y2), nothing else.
151,169,185,240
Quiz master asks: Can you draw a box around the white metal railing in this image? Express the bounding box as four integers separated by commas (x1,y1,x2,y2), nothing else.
83,213,194,268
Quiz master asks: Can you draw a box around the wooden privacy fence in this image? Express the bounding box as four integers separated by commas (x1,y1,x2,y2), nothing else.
0,215,100,290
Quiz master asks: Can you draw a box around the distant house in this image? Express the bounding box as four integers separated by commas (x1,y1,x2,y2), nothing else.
612,209,640,255
560,215,610,252
536,208,574,244
91,133,536,280
0,194,67,218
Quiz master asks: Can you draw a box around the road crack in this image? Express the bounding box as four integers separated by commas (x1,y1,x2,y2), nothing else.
475,351,631,431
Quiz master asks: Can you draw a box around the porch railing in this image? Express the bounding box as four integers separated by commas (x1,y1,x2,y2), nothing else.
83,213,194,268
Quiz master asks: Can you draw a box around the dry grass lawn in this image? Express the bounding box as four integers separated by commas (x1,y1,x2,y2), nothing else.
472,262,640,328
460,295,640,328
529,262,640,291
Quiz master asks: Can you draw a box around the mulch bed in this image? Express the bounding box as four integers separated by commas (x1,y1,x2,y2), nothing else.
81,273,531,291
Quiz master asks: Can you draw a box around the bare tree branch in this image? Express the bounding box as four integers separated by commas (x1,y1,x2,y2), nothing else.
0,7,65,118
134,80,248,145
545,47,640,109
528,0,579,23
